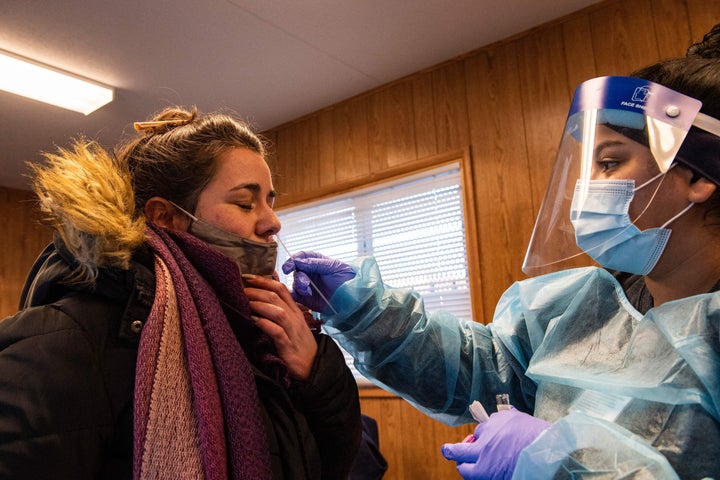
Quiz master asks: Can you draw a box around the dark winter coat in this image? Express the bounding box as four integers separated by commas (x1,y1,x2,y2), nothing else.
0,239,362,479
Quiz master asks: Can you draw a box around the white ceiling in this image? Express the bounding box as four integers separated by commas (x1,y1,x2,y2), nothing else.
0,0,601,190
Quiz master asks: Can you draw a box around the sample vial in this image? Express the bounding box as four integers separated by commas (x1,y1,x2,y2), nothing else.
496,393,511,411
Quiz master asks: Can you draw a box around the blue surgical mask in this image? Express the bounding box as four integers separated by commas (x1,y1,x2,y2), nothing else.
570,173,693,275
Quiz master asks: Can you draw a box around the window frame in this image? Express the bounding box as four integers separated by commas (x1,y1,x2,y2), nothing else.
273,148,484,326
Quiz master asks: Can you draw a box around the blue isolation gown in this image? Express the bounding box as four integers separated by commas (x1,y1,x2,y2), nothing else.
321,257,720,479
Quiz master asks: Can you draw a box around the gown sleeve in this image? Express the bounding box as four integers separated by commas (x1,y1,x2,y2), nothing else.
320,257,576,425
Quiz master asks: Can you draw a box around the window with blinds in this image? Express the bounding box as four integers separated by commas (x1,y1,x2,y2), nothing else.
275,162,472,382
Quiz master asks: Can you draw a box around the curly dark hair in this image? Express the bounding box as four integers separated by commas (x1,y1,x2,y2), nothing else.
630,24,720,222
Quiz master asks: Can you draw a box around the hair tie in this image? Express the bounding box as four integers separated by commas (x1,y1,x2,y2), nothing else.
133,118,189,135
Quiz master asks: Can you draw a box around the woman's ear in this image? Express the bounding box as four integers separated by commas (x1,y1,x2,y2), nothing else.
688,177,717,204
675,164,717,203
144,197,190,230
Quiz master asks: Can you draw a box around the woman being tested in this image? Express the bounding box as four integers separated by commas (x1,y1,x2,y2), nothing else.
279,28,720,479
0,107,361,479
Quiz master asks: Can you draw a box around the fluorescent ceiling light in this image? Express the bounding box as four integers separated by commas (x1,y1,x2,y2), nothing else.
0,50,113,115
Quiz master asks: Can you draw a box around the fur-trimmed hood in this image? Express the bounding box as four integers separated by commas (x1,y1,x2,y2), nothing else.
30,140,147,283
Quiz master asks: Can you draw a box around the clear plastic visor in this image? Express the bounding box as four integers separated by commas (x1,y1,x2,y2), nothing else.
522,76,702,276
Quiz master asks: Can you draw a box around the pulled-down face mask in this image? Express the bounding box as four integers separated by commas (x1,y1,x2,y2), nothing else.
523,76,720,277
171,202,278,277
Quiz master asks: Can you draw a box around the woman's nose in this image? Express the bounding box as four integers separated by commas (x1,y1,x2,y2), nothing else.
258,204,281,238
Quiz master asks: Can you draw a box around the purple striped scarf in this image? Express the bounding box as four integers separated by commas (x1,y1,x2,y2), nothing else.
134,223,278,480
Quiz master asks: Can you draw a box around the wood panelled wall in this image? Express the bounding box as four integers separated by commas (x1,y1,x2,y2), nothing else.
0,188,51,317
261,0,720,478
267,0,720,320
1,0,719,479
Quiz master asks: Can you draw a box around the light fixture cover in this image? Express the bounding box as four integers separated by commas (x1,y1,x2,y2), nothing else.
0,50,113,115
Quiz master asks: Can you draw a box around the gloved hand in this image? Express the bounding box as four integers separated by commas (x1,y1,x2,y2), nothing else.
281,251,356,313
441,407,550,480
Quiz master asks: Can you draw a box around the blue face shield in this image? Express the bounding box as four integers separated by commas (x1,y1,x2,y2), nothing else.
523,76,720,277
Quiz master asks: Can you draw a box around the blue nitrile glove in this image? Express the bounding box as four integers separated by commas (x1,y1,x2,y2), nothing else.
441,408,551,480
281,251,356,313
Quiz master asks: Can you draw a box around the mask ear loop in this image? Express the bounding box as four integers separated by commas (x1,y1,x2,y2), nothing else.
632,167,672,192
630,163,695,228
660,202,694,228
168,200,199,222
630,163,677,224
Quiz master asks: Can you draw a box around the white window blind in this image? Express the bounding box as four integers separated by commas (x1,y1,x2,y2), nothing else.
275,163,472,381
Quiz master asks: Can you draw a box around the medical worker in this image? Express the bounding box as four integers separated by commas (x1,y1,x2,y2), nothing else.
279,25,720,479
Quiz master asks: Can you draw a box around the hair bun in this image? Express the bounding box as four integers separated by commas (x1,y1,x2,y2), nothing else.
687,23,720,59
133,106,198,135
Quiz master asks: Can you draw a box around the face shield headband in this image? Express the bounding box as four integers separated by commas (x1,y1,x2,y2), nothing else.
522,76,720,277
